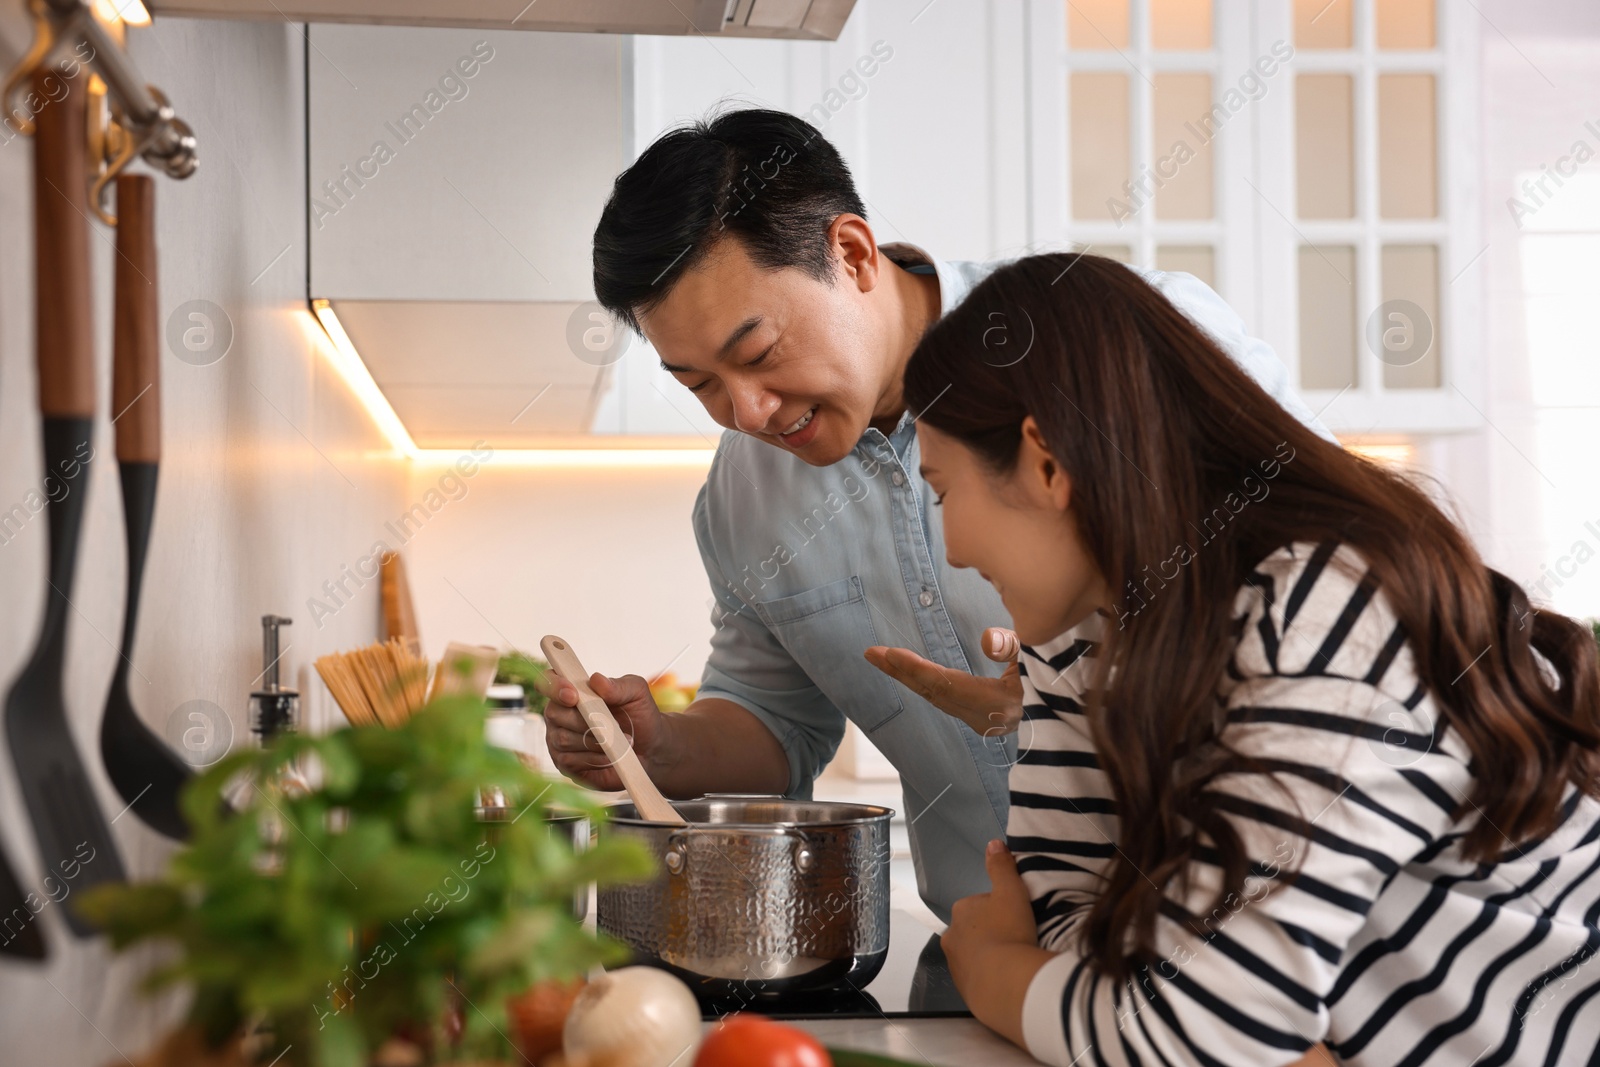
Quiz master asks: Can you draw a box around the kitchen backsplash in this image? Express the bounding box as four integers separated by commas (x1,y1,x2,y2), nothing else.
0,12,407,1062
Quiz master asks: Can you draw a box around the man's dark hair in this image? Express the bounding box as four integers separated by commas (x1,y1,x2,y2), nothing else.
593,108,866,331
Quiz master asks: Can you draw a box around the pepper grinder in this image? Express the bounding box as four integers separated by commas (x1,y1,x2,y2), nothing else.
250,614,299,742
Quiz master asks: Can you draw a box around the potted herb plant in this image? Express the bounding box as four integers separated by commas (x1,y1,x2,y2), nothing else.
79,693,652,1067
494,652,550,716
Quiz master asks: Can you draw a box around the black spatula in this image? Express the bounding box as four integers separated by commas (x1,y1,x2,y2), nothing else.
98,173,191,840
0,844,47,959
4,66,126,935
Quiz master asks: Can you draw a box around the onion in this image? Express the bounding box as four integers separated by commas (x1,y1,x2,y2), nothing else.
562,966,702,1067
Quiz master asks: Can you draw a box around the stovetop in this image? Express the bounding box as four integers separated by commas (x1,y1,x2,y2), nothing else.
695,909,970,1020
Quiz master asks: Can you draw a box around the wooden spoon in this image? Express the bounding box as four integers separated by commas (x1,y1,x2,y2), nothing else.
539,636,685,825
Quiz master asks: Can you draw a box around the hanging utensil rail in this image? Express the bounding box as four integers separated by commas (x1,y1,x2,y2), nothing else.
2,0,197,180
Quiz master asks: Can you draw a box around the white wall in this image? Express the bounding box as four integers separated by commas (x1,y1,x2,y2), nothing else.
633,0,1031,262
400,459,717,683
0,12,408,1063
1429,1,1600,620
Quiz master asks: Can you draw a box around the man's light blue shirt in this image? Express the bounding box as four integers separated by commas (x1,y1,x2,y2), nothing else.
691,245,1334,921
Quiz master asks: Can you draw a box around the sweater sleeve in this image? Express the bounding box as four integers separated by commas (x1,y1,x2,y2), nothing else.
1018,544,1473,1067
1010,616,1116,952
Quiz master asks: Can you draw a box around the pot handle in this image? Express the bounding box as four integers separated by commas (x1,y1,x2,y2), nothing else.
661,824,815,876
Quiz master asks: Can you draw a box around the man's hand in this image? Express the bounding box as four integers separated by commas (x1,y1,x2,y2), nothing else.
864,626,1023,736
535,670,667,792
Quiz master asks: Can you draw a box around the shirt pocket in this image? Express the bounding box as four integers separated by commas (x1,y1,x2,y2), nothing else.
755,575,908,733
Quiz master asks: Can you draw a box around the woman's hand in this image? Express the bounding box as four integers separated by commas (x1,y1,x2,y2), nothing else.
942,839,1053,1048
865,627,1023,736
946,845,1341,1065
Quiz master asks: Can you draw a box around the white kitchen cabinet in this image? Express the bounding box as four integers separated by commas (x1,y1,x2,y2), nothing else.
632,0,1032,266
305,2,1480,448
308,25,627,303
1025,0,1485,437
298,4,1070,448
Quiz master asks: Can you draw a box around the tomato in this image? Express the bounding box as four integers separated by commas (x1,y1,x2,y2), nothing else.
694,1014,832,1067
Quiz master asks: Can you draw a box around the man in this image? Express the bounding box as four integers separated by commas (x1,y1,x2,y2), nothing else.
542,108,1332,920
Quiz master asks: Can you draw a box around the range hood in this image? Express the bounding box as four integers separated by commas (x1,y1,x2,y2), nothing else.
306,24,730,451
150,0,857,40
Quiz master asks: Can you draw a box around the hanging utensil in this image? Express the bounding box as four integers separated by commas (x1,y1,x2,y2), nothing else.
98,172,190,841
0,843,47,959
539,636,685,825
4,65,126,936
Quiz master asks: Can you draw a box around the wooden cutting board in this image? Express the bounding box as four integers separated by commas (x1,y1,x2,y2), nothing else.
380,551,421,656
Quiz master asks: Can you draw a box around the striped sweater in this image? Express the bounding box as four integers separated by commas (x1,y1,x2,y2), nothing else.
1012,542,1600,1066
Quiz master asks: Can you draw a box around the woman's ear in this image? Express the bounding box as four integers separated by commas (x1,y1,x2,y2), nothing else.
1020,416,1072,512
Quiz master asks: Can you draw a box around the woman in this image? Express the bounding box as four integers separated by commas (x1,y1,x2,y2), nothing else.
901,253,1600,1065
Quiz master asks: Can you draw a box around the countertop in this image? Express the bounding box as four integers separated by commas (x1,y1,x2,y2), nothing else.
785,1017,1044,1065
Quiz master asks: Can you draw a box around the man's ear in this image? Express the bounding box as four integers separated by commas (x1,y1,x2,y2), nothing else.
1020,416,1072,511
831,213,880,293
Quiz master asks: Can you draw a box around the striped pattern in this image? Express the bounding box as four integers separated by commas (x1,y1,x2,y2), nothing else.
1013,542,1600,1066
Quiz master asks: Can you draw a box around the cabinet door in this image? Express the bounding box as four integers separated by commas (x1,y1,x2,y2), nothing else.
632,0,1030,262
1264,0,1481,433
1028,0,1484,435
309,25,626,303
1029,0,1247,313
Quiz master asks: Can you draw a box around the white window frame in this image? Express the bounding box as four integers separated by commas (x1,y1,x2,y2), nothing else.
1024,0,1485,436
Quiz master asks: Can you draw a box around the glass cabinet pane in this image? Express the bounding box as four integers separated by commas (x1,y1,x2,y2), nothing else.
1294,0,1352,49
1153,73,1215,219
1067,0,1129,50
1377,0,1435,49
1299,245,1357,389
1152,0,1212,50
1156,245,1216,289
1071,72,1131,220
1094,245,1135,263
1378,245,1441,389
1296,74,1355,218
1378,74,1438,218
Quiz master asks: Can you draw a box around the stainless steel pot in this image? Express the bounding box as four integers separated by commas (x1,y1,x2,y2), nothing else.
596,795,893,998
547,810,590,922
477,793,589,921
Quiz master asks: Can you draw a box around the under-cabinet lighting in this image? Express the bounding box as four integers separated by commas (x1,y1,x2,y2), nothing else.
413,448,717,469
311,298,418,459
1344,440,1417,468
94,0,151,27
311,299,717,470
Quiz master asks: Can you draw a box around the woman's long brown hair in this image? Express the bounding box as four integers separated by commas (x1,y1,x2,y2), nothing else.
904,253,1600,981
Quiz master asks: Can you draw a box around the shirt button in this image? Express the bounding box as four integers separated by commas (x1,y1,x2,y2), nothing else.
918,590,934,608
891,471,906,487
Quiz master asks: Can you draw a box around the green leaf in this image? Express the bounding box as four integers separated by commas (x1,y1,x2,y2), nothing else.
324,820,396,882
574,838,657,885
317,734,361,797
464,908,558,973
181,749,257,832
313,1007,366,1067
74,882,185,944
494,651,551,715
86,684,649,1055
